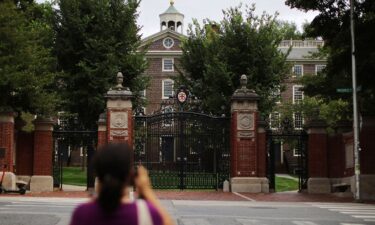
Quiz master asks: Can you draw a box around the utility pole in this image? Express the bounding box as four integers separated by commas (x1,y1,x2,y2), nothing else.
350,0,361,201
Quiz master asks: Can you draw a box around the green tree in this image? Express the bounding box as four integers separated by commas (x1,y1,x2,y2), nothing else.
178,5,290,116
286,0,375,115
55,0,147,129
0,0,59,116
278,21,303,39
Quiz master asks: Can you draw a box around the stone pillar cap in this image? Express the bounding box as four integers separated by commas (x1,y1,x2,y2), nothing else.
231,74,259,101
105,72,133,100
97,112,107,125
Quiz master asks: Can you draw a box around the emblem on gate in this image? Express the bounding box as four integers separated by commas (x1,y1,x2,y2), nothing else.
176,86,188,104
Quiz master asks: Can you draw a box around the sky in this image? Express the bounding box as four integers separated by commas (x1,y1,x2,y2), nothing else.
37,0,318,38
139,0,318,37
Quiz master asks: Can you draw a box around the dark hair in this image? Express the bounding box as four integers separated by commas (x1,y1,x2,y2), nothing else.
93,143,133,213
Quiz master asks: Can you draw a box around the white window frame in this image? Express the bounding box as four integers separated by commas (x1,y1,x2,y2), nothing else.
162,58,174,72
163,37,175,49
272,86,281,104
315,64,326,75
139,89,146,98
293,112,304,130
162,79,174,99
269,112,281,130
293,85,304,104
292,65,304,77
293,147,301,157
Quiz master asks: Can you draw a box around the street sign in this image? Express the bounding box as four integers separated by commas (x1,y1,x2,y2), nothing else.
336,86,362,93
337,88,352,93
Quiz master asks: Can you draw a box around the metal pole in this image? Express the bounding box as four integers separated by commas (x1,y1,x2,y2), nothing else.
350,0,361,201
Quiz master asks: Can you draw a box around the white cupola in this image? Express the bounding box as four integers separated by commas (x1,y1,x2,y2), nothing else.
159,0,184,33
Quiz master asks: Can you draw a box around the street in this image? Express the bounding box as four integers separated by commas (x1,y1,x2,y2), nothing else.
0,197,374,225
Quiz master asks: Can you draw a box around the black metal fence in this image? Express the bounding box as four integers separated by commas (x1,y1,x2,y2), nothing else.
52,117,97,190
266,124,308,192
135,112,230,190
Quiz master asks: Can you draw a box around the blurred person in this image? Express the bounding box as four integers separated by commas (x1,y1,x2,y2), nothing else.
70,143,174,225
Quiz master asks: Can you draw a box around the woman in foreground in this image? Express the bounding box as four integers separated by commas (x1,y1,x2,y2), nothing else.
70,143,174,225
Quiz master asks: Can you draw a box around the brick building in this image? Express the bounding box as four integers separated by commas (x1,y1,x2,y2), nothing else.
140,2,327,174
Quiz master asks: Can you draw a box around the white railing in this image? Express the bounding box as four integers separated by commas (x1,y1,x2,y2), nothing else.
279,40,324,48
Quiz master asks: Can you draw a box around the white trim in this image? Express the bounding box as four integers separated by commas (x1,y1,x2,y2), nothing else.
163,37,175,49
293,147,301,157
269,112,280,130
162,79,174,99
139,89,146,98
162,58,174,72
315,64,326,75
293,112,304,130
292,85,304,104
292,64,304,77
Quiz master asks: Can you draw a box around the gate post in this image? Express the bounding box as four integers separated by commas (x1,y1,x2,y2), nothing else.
306,120,330,194
230,75,268,193
104,72,133,145
30,117,55,192
0,112,15,172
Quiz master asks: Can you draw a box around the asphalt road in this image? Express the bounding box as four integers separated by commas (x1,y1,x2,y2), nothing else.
0,197,374,225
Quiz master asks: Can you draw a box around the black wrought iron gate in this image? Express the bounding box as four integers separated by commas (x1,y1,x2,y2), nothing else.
135,112,230,190
52,118,97,190
266,121,308,192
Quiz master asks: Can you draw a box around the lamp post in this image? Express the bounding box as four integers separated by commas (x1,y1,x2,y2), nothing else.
350,0,361,201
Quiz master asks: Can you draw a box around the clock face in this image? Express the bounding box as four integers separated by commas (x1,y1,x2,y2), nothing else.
163,38,174,49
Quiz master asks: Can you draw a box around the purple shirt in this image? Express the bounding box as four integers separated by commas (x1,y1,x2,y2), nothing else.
70,200,163,225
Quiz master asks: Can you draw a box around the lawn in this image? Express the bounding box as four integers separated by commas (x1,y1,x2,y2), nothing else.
63,167,87,186
275,176,299,192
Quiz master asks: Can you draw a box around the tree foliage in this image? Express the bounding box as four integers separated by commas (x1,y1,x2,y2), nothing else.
178,5,290,116
286,0,375,115
0,0,59,116
55,0,147,129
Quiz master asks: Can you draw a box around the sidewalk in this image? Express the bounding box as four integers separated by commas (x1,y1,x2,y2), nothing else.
0,190,367,203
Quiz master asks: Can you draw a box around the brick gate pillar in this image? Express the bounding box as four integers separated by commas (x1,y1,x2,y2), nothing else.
230,75,268,193
30,117,54,192
0,112,15,172
105,72,133,145
307,120,330,194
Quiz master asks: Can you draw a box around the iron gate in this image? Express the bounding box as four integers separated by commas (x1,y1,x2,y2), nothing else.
135,112,230,190
52,117,97,190
266,119,308,192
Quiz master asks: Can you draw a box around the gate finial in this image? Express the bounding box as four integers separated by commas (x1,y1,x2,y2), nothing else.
240,74,248,89
116,72,124,90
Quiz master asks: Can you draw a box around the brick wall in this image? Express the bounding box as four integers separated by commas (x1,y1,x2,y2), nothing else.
15,131,34,175
308,132,328,178
0,113,15,172
33,120,54,176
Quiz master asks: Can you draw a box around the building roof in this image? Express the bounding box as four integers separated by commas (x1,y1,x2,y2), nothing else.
278,40,325,61
140,28,186,47
279,47,321,61
161,3,183,15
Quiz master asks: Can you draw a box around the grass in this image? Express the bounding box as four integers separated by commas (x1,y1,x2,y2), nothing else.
62,167,87,186
275,176,299,192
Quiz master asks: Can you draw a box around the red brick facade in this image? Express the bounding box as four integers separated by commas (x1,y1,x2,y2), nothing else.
308,132,328,178
16,131,34,175
33,119,54,176
0,112,15,172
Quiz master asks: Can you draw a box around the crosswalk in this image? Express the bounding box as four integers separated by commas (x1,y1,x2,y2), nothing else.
310,203,375,224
